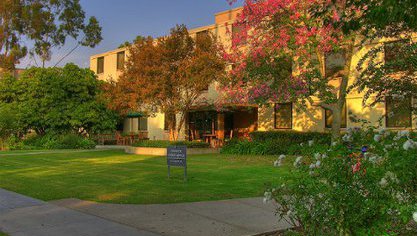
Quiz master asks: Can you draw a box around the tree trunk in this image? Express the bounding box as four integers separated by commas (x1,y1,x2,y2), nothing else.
330,38,355,142
167,112,177,141
175,112,186,141
36,128,46,136
0,138,4,151
331,104,343,142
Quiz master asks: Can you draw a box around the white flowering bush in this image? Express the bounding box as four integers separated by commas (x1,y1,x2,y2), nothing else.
267,127,417,235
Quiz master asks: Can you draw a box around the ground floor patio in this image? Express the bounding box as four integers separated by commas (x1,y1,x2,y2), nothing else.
186,106,258,146
119,95,417,144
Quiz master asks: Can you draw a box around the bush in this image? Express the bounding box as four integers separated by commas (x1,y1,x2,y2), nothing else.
221,131,331,155
267,127,417,235
221,139,282,155
10,133,96,150
133,140,210,148
250,131,331,144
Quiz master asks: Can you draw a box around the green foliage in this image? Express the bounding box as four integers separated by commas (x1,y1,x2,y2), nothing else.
356,41,417,109
0,104,21,149
0,64,118,135
9,133,96,150
346,0,417,36
250,131,331,144
221,131,330,155
0,0,102,70
268,127,417,235
108,25,225,141
133,140,210,148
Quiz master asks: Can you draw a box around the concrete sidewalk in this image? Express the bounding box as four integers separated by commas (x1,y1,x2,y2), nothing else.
51,198,291,236
0,189,159,236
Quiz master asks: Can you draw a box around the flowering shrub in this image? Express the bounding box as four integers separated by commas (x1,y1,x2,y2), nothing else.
267,127,417,235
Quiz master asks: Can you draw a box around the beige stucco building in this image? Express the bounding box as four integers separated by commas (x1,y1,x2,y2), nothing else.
90,7,416,142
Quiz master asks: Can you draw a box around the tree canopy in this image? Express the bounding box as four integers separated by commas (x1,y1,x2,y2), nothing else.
0,64,118,135
224,0,417,140
106,25,225,140
0,0,102,71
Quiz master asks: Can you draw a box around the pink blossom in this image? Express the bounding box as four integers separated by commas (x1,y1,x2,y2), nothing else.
352,161,362,174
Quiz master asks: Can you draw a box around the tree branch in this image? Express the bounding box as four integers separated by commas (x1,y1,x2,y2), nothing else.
54,39,83,67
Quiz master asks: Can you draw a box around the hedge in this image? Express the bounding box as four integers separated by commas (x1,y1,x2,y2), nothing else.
250,131,331,144
133,140,210,148
221,131,331,155
9,133,96,150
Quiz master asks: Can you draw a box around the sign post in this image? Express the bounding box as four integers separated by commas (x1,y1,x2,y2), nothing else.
167,146,187,181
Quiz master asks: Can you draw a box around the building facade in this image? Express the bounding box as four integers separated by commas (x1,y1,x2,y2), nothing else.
90,7,416,142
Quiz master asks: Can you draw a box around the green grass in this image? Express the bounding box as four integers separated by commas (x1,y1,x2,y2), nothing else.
0,150,292,204
0,232,8,236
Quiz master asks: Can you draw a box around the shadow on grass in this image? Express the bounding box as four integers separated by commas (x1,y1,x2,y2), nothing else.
0,150,294,204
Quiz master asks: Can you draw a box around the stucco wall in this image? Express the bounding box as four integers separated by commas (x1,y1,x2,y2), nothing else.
147,112,167,140
257,97,392,133
90,48,127,82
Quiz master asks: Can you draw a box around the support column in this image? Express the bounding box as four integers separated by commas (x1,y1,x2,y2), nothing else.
217,113,225,140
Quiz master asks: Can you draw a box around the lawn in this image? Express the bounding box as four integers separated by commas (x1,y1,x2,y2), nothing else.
0,150,292,204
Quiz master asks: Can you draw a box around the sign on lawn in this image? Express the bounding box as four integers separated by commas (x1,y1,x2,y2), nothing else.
167,146,187,181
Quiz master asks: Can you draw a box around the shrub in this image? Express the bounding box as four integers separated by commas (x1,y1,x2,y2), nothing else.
10,133,96,150
221,139,282,155
221,131,331,155
52,134,96,149
133,140,210,148
250,131,331,144
5,135,24,150
267,127,417,235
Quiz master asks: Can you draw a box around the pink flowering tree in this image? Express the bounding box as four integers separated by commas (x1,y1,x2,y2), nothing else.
223,0,417,141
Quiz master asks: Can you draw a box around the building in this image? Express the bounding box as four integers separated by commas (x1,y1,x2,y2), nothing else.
90,7,416,142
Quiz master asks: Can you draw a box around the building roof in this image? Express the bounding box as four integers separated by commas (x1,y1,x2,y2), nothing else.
90,6,242,61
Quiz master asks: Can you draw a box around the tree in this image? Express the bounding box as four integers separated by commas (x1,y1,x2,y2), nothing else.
224,0,417,141
0,104,20,150
106,25,225,140
0,64,118,135
0,0,102,71
118,36,148,49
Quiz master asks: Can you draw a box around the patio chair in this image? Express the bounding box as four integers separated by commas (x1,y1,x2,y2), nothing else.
115,132,127,146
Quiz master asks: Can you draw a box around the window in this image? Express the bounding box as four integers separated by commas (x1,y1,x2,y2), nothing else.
273,57,292,85
196,30,209,42
138,117,148,131
164,114,169,131
164,114,176,131
325,50,346,78
117,51,125,70
97,57,104,74
325,102,347,128
386,96,412,128
384,40,408,72
196,30,212,51
274,103,292,129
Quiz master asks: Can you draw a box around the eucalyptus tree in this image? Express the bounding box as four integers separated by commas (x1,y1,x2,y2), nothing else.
0,0,102,71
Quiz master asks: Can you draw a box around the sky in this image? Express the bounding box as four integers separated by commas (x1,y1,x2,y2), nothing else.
18,0,243,69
